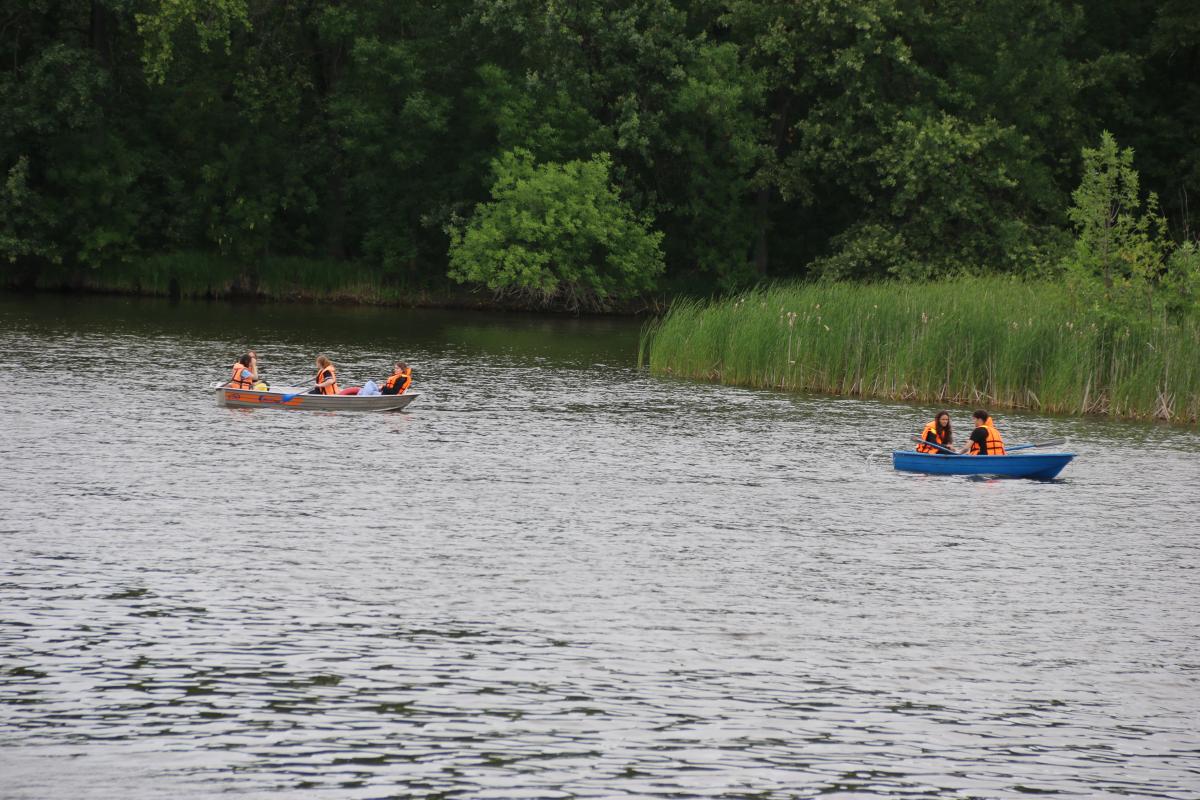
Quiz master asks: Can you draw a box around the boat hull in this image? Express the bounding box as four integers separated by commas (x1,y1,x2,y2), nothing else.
892,451,1074,480
215,385,418,412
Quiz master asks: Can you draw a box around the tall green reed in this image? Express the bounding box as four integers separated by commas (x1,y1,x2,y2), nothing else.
642,278,1200,424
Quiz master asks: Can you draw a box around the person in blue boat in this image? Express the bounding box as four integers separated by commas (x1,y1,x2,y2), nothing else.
916,411,954,454
963,410,1006,455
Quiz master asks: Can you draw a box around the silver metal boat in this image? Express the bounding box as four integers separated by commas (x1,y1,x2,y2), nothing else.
214,383,419,412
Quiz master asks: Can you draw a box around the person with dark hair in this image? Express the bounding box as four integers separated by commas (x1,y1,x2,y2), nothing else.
310,355,338,395
916,411,953,454
963,410,1006,455
381,362,412,395
246,349,269,389
228,353,256,390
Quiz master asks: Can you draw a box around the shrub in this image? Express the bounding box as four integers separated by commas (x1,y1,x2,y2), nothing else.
447,148,664,311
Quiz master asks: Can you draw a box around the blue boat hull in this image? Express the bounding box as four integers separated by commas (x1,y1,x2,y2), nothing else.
892,451,1075,480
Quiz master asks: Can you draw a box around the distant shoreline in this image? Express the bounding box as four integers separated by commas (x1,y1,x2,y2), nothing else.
1,253,666,316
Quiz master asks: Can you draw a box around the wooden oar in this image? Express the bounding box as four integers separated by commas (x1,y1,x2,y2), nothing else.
909,435,960,455
1007,438,1067,452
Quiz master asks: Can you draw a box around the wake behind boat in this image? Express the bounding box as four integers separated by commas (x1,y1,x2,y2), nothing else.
892,449,1074,480
214,383,419,412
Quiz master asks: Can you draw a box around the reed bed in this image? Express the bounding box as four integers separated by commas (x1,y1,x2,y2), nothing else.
641,278,1200,424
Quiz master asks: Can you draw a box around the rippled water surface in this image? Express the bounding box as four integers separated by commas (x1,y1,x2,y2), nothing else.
2,295,1199,799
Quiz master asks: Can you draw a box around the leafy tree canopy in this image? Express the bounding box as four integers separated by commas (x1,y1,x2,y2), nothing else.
0,0,1197,302
448,149,664,310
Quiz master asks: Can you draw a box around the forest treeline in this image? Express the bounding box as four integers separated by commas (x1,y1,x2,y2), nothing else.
2,0,1198,309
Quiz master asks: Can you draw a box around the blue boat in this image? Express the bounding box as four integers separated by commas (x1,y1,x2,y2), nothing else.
892,450,1075,480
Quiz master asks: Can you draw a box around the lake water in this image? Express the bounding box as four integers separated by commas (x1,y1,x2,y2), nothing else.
2,295,1198,799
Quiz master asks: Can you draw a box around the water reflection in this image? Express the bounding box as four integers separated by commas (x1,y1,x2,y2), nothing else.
2,295,1199,799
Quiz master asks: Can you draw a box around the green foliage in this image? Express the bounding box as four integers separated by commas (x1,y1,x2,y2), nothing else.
1,0,1198,301
1061,132,1200,320
1162,242,1200,317
136,0,251,84
448,149,665,310
644,278,1200,423
662,41,764,289
466,0,764,289
329,3,457,272
0,156,59,266
10,50,159,278
1066,132,1150,291
727,0,1082,278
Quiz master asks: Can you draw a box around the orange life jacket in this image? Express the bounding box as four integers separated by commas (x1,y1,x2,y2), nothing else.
968,419,1006,455
230,363,254,390
316,364,338,395
916,420,949,454
385,367,412,394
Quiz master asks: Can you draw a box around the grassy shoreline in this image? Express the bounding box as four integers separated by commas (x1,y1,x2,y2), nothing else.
4,253,666,314
641,278,1200,424
5,253,486,308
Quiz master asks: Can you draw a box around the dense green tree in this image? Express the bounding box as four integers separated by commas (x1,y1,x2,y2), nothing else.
1072,0,1200,242
463,0,764,288
328,1,471,274
0,3,146,275
0,0,1197,302
725,0,1084,279
1066,132,1199,319
448,149,664,310
135,0,250,84
1066,132,1157,293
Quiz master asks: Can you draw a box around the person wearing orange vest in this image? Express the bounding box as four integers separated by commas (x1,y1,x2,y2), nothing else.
228,353,256,390
964,409,1006,455
916,411,953,454
312,355,338,395
245,349,270,389
380,362,412,395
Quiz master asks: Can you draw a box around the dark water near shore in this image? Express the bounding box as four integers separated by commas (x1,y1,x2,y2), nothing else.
2,295,1199,799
